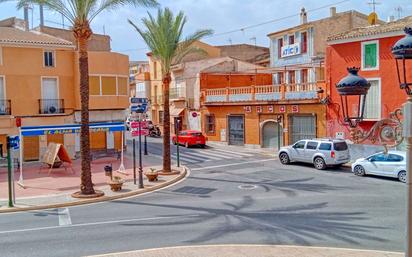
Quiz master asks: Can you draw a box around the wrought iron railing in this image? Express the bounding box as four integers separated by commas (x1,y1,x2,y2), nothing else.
38,99,64,114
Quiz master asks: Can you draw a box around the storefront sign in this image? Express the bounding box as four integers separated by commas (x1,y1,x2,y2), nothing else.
292,105,299,113
279,105,286,113
256,106,262,113
281,42,301,58
244,106,252,113
267,105,274,113
336,132,345,139
21,122,125,136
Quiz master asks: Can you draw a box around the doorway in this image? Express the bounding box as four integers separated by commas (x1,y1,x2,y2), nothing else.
228,115,244,145
262,121,283,149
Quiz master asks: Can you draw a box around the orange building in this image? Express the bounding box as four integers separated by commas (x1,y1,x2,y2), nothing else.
200,72,327,148
0,17,129,161
326,16,412,145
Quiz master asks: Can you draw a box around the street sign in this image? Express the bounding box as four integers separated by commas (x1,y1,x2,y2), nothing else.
131,129,149,137
7,136,19,150
292,105,299,113
130,97,149,113
130,121,149,129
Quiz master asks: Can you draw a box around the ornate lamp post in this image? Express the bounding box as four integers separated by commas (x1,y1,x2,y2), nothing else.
392,27,412,257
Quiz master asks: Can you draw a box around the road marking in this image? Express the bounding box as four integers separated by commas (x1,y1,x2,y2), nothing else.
0,214,200,235
58,208,72,226
209,148,254,157
191,159,274,171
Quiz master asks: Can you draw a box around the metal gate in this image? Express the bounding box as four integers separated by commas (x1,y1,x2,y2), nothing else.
289,115,316,144
262,121,283,149
228,115,244,145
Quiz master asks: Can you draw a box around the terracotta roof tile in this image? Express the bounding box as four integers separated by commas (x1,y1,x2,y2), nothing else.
328,15,412,41
0,27,74,47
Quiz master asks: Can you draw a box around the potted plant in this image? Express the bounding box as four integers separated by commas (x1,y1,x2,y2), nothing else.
144,168,159,182
108,176,124,192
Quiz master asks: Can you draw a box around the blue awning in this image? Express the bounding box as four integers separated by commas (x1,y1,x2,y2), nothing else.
21,122,125,136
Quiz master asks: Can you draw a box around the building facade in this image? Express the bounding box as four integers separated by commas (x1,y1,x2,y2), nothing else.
0,18,129,161
326,16,412,146
129,61,150,98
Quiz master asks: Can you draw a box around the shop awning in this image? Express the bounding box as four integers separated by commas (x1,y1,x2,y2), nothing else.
21,122,125,136
170,107,185,117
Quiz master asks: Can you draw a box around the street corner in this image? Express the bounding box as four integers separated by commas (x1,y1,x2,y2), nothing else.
0,165,189,214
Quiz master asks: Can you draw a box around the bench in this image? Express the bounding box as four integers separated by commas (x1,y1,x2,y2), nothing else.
90,149,121,161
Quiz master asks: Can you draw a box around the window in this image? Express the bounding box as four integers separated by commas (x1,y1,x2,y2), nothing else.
0,76,4,100
159,111,164,124
205,114,215,134
117,77,128,95
288,35,295,45
333,142,348,151
293,140,305,149
153,61,158,80
319,143,332,151
370,153,386,162
178,131,187,136
277,38,283,58
363,79,381,119
44,50,55,67
301,32,307,53
277,72,284,84
362,40,379,70
89,76,101,95
306,141,318,150
301,69,308,83
288,70,295,84
101,76,117,95
387,154,404,162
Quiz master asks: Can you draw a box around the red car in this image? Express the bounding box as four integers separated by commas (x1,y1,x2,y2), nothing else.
172,130,207,148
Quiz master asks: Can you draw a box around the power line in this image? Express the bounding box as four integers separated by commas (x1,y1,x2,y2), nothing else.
115,0,351,53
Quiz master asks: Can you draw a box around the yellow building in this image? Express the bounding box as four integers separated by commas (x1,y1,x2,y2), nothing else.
0,17,129,161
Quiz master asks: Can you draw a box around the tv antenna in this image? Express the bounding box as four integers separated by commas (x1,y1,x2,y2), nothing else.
395,6,403,19
228,38,232,45
250,36,256,46
367,0,380,13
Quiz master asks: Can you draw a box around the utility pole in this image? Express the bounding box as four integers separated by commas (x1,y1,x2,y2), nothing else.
138,114,144,189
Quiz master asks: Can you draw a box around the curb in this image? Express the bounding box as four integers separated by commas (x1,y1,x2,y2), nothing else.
0,167,188,214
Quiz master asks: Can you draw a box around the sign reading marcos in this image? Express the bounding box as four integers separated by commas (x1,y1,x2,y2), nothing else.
281,42,301,58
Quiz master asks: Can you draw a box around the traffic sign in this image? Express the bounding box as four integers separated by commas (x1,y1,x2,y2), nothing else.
130,97,149,114
131,129,149,137
7,136,19,150
130,121,149,129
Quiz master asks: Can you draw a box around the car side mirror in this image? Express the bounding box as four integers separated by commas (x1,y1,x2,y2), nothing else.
369,158,375,162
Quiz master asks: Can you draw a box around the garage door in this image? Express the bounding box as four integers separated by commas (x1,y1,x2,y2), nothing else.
47,134,64,145
23,136,40,161
90,131,107,150
289,115,316,144
114,131,122,151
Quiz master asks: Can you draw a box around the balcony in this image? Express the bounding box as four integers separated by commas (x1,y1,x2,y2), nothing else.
0,100,11,115
38,99,65,114
169,87,186,100
203,82,324,105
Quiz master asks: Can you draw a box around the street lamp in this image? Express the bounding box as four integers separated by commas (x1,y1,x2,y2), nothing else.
392,27,412,257
335,67,371,128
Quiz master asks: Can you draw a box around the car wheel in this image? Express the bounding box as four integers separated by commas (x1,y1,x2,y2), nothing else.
200,144,206,148
353,165,366,176
185,142,190,148
279,152,290,165
313,157,326,170
398,170,407,183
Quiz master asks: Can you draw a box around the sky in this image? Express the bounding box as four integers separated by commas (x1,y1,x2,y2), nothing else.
0,0,411,60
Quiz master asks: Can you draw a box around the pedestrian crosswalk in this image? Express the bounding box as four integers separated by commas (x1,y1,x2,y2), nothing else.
171,148,255,164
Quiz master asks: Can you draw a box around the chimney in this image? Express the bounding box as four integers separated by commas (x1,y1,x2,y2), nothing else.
23,4,29,31
330,7,337,17
387,15,395,22
39,4,44,27
300,7,307,24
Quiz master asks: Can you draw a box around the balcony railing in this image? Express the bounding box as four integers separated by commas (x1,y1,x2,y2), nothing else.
0,100,11,115
204,82,324,104
169,87,186,100
38,99,65,114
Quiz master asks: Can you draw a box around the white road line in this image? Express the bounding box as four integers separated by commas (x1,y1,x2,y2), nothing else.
190,150,236,159
0,214,200,235
171,153,204,162
191,159,274,171
58,208,72,226
181,151,221,160
209,148,254,156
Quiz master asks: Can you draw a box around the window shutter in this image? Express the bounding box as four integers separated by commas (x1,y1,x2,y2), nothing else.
364,43,377,68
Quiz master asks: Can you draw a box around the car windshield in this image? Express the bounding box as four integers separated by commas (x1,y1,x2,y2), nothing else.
191,132,202,137
333,142,348,151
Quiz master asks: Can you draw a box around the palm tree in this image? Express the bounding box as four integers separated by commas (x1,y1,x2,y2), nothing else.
4,0,158,195
129,8,212,173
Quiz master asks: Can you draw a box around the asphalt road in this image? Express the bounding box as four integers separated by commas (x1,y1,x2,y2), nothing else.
0,138,406,257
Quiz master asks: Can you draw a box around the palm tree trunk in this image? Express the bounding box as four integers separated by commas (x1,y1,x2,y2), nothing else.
162,73,171,173
78,36,95,195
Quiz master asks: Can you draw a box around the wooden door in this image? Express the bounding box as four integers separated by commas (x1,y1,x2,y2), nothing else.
47,134,64,145
113,131,122,151
90,131,107,150
23,136,40,161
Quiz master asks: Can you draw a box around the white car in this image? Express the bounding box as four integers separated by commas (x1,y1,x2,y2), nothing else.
351,151,407,183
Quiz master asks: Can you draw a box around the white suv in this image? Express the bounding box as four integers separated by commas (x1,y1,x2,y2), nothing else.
278,138,350,170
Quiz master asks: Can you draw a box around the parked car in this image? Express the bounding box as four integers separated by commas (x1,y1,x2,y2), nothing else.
172,130,207,148
278,138,350,170
351,151,407,183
